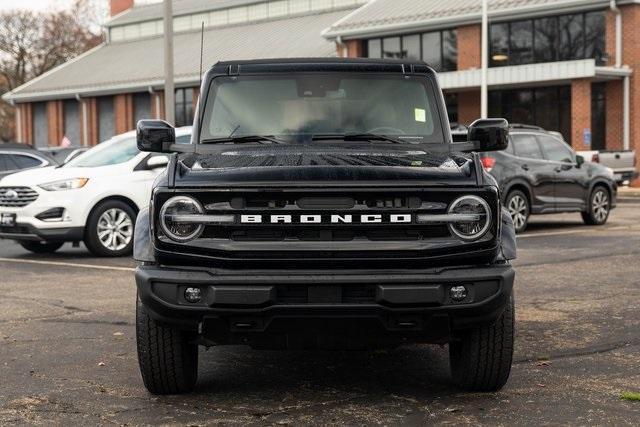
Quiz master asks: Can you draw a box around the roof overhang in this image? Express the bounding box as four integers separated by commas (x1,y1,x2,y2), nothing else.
439,59,633,91
323,0,640,40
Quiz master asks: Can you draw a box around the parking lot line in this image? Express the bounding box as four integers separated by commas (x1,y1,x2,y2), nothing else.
518,225,636,239
0,257,135,272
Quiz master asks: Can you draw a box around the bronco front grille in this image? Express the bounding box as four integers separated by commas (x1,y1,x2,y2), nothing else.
0,187,39,207
153,188,499,268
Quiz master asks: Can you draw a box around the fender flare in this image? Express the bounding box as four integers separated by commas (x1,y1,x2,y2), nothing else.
133,207,155,262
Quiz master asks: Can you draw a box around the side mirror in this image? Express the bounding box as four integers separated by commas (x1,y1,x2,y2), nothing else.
137,120,175,153
575,154,585,168
146,156,169,170
467,118,509,152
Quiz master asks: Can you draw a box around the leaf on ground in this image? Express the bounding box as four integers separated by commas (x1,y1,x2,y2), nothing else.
620,391,640,402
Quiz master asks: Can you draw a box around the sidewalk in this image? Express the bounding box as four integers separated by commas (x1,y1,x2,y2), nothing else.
617,186,640,203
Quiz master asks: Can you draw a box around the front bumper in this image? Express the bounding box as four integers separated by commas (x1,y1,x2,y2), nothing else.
136,263,515,348
0,186,90,242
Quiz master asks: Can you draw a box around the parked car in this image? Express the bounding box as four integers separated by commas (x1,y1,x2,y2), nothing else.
133,58,517,395
577,149,638,185
0,128,192,256
479,126,617,232
38,146,90,165
0,142,58,180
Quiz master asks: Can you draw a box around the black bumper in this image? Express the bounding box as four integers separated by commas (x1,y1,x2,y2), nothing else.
0,223,83,242
136,263,515,348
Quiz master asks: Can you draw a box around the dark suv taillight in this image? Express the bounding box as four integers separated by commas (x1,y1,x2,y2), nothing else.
480,156,496,172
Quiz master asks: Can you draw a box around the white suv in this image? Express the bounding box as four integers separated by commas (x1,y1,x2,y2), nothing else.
0,127,192,256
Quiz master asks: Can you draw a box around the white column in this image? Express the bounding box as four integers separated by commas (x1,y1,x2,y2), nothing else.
163,0,175,125
480,0,489,119
15,105,23,143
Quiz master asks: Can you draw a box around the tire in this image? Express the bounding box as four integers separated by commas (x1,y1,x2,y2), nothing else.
505,190,530,233
449,294,515,392
136,295,198,395
19,241,64,254
84,200,136,257
581,186,610,226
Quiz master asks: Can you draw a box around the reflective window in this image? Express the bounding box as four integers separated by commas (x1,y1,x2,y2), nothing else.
511,134,543,159
65,136,139,168
490,23,509,66
534,18,558,63
0,154,8,171
538,135,574,162
11,154,42,169
422,32,441,70
490,86,571,141
367,39,381,58
382,37,401,59
175,88,195,128
402,34,421,60
366,29,457,71
490,11,606,67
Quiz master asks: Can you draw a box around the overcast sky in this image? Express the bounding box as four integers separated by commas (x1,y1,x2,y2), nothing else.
0,0,160,12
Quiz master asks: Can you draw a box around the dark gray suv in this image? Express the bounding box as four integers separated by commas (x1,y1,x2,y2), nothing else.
479,126,617,232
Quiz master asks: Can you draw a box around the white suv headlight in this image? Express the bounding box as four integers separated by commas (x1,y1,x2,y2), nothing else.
160,196,205,242
39,178,89,191
447,195,492,241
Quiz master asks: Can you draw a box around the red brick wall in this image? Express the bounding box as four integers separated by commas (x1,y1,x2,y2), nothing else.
46,100,64,146
457,25,481,70
571,79,591,151
343,39,363,58
16,103,33,144
79,98,99,146
605,10,618,66
110,0,133,16
621,4,640,185
458,91,481,125
114,94,133,134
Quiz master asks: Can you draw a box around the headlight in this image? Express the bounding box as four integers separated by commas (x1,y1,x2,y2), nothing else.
447,195,491,241
159,196,204,242
39,178,89,191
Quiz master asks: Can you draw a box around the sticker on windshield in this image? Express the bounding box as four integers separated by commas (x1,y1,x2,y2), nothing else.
414,108,426,123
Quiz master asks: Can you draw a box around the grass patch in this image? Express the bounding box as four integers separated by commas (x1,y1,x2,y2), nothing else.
620,392,640,402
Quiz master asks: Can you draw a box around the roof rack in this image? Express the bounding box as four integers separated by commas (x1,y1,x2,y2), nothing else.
509,123,545,131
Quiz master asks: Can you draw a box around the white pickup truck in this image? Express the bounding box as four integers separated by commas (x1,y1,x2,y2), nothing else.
577,150,638,185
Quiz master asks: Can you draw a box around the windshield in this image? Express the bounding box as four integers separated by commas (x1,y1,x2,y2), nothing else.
200,73,444,143
65,136,139,168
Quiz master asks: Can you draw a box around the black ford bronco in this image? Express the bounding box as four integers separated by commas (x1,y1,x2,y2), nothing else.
134,58,517,395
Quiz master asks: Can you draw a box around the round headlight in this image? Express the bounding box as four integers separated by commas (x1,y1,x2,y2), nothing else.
447,195,491,241
160,196,204,242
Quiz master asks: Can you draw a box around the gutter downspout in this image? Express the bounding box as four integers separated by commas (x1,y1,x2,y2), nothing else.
336,35,348,58
611,0,630,150
76,94,89,147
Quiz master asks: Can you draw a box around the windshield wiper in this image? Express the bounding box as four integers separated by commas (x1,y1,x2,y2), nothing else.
200,135,287,145
313,133,406,144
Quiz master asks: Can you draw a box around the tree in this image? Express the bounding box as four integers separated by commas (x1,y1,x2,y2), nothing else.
0,0,105,142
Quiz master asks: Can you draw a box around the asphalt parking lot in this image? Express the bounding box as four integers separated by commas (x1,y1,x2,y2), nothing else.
1,202,639,425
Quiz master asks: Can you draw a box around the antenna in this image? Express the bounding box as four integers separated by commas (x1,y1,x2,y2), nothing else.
199,21,205,87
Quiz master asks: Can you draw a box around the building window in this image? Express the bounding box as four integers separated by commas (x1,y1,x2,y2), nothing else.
63,100,80,146
489,86,571,141
133,92,152,125
490,11,606,67
175,88,195,128
591,83,606,150
365,29,458,72
32,102,48,148
97,96,114,143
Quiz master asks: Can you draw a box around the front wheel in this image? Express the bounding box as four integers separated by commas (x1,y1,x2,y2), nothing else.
19,241,64,254
581,186,610,225
84,200,136,257
136,295,199,394
505,190,530,233
449,294,515,392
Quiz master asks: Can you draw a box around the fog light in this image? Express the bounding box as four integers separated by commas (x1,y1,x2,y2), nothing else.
184,287,202,303
450,285,468,302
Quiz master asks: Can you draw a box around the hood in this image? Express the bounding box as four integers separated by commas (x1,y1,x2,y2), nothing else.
0,163,129,187
174,144,480,187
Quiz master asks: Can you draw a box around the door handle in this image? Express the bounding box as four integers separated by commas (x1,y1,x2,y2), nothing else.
554,167,562,173
521,164,529,171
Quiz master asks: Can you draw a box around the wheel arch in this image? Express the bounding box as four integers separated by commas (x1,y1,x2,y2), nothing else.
503,181,532,206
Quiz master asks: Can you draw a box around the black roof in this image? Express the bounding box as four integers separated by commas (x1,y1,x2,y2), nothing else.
211,57,437,75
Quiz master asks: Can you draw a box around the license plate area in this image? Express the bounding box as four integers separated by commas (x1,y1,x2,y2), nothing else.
0,213,16,227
